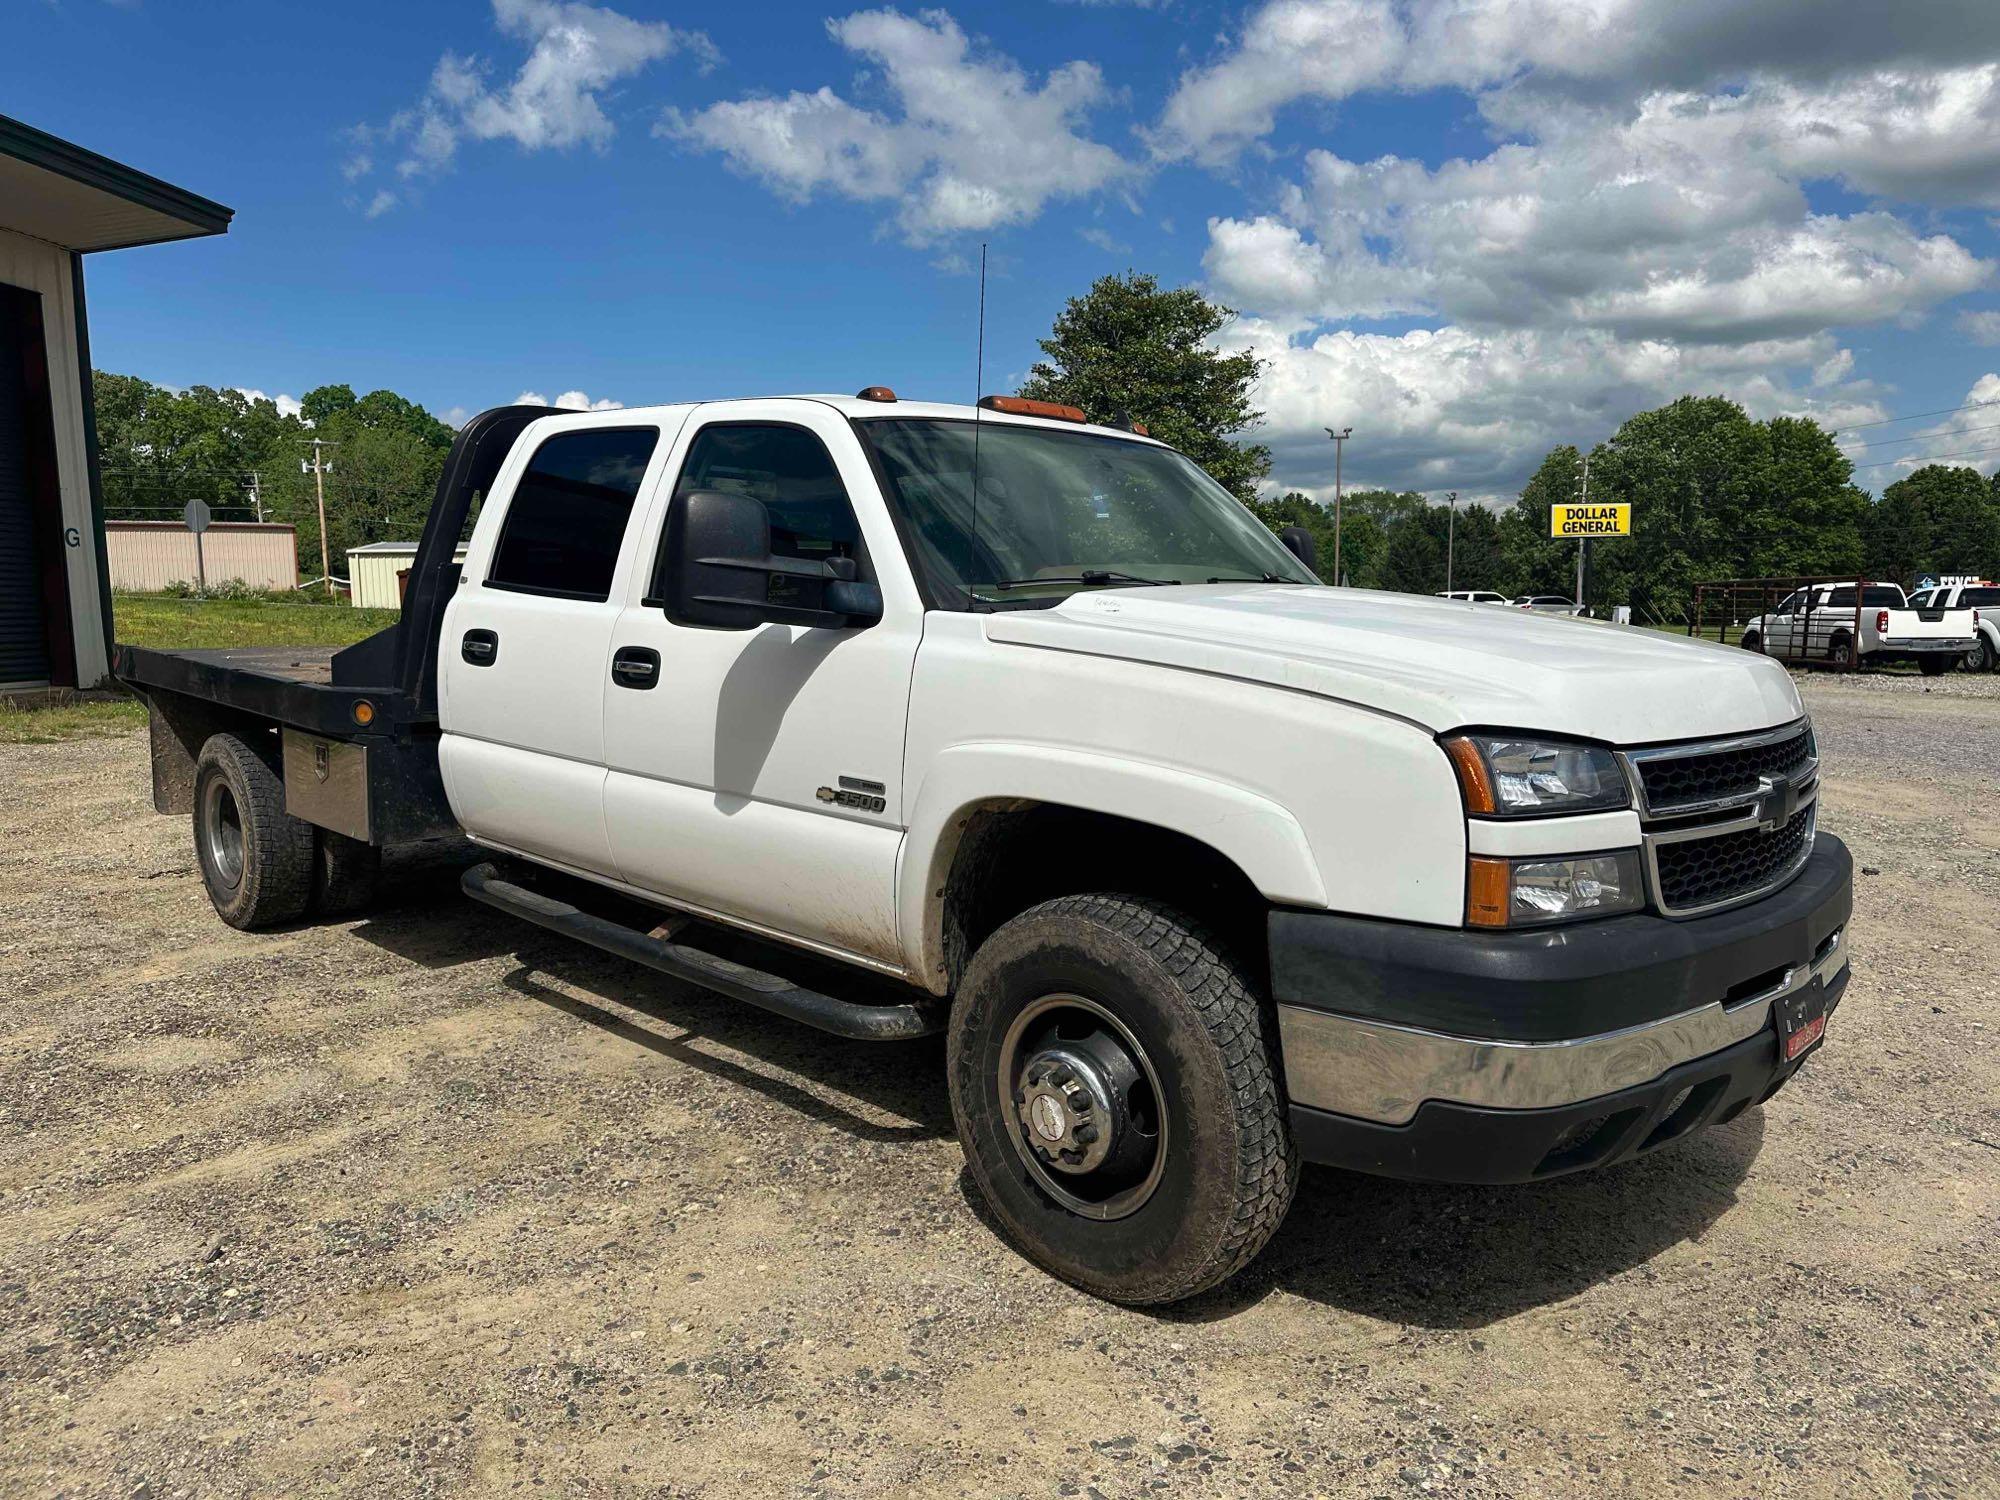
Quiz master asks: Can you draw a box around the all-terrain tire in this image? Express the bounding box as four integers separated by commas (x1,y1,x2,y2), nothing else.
193,732,315,930
312,829,382,918
948,893,1298,1305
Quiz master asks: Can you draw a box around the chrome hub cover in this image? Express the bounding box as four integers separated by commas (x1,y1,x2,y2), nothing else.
1015,1045,1112,1174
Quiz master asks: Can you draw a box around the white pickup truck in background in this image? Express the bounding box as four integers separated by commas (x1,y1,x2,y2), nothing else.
1908,582,1997,672
118,391,1855,1305
1740,581,1978,673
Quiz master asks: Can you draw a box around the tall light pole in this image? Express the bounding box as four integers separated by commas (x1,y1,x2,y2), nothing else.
1444,490,1460,593
1325,426,1352,585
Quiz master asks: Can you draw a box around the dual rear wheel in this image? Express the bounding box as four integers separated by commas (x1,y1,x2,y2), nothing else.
193,733,379,930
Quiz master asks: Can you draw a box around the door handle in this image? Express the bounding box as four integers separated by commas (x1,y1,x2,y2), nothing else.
461,629,498,666
611,646,661,689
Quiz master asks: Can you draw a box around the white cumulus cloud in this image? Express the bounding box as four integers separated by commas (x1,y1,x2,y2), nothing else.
663,9,1131,243
513,389,625,410
233,388,304,420
347,0,717,213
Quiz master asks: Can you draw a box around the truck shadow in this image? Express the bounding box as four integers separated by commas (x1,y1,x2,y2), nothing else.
348,879,953,1146
1165,1114,1767,1329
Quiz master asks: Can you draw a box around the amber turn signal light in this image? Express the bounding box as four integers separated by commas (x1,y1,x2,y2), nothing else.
1443,736,1495,815
1466,856,1511,927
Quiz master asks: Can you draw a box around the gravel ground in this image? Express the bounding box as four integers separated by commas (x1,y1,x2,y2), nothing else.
1,674,1995,1499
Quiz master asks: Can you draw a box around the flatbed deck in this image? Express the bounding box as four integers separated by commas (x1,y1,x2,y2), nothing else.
116,641,399,736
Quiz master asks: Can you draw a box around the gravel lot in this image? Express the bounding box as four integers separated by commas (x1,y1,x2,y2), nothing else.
2,672,1995,1499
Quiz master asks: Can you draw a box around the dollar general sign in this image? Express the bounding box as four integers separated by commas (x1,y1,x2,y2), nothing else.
1550,502,1631,538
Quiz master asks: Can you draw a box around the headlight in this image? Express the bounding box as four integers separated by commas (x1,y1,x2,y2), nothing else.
1467,850,1644,928
1444,734,1628,816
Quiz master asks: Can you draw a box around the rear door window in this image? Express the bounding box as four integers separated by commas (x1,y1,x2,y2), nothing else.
487,427,660,601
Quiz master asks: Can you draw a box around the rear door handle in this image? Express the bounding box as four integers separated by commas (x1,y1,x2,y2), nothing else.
461,629,498,666
611,646,661,689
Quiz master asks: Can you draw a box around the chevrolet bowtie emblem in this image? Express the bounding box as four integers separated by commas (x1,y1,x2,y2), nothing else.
1752,772,1795,832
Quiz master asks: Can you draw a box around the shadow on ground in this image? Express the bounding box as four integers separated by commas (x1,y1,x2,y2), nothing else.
347,870,1764,1328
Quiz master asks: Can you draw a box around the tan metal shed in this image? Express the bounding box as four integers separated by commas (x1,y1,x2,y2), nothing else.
347,540,469,609
106,520,297,592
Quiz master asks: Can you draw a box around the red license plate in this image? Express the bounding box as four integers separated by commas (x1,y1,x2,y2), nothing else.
1783,1013,1826,1061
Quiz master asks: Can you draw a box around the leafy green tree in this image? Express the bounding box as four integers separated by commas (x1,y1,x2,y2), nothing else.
1499,446,1584,598
1020,272,1270,501
1442,496,1505,592
1380,510,1446,593
1872,465,2000,584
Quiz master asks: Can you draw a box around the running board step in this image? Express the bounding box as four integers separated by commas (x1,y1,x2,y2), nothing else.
461,862,941,1042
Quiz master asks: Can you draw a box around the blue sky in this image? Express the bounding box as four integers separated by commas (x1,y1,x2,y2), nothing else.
11,0,2000,499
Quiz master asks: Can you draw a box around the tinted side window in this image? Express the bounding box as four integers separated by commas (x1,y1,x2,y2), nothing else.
666,424,861,570
487,428,659,600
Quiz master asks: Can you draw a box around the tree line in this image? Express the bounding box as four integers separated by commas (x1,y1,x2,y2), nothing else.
93,373,457,585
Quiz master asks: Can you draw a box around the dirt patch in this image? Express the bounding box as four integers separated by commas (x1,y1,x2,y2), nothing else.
1,687,1995,1498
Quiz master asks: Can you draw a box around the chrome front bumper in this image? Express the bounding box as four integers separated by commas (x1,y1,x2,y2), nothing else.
1278,928,1845,1125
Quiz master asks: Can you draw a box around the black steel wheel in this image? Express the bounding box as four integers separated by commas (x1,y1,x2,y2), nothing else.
948,893,1297,1305
193,733,315,930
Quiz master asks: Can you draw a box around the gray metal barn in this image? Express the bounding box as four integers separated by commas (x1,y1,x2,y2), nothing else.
0,115,231,691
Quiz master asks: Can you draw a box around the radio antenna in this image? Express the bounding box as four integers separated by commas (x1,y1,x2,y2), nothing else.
968,241,988,605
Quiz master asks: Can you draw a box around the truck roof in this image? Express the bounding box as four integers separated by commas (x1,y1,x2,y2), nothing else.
521,394,1168,447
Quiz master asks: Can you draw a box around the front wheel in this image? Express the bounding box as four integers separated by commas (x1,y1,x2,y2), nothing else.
947,894,1298,1305
1827,635,1854,669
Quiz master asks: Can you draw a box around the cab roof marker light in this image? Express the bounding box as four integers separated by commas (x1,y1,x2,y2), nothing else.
855,386,897,403
978,395,1088,424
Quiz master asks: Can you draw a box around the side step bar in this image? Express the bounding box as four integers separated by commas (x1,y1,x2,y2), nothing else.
461,862,942,1041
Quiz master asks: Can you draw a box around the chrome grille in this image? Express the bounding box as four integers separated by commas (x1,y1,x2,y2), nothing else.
1654,805,1815,912
1618,720,1820,917
1633,722,1814,814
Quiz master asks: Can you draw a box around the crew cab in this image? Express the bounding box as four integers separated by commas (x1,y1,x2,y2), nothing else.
1741,581,1977,673
117,393,1853,1305
1908,583,1996,672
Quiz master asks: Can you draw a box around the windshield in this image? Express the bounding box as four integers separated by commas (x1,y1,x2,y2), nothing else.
857,418,1318,606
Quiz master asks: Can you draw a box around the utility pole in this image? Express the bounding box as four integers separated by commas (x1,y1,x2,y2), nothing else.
1574,452,1591,609
249,470,263,525
1325,426,1353,585
302,439,336,595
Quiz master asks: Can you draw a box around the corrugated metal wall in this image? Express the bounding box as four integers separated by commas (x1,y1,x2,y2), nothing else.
106,522,297,592
348,546,466,608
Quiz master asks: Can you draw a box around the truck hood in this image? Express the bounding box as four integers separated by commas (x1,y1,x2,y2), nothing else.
985,585,1803,744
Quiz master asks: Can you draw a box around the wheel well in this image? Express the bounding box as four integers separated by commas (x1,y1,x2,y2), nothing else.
937,803,1269,993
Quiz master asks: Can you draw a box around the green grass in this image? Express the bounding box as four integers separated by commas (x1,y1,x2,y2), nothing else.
113,592,401,651
1648,623,1746,647
2,595,403,744
0,694,147,744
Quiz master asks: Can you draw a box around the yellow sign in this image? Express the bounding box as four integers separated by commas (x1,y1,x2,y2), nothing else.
1550,502,1631,538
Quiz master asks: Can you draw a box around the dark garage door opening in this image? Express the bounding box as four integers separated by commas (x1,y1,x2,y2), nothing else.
0,282,69,687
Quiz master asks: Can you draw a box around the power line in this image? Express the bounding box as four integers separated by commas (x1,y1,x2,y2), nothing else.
1850,440,2000,471
1840,418,2000,452
1836,396,2000,432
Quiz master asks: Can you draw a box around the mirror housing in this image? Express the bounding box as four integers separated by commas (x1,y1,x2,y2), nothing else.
660,490,881,630
1278,525,1318,574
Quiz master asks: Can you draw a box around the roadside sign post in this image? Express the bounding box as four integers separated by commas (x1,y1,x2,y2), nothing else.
1549,494,1630,614
183,497,212,597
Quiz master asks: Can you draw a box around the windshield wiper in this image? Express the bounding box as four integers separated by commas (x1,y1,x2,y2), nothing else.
990,570,1179,590
1204,572,1305,584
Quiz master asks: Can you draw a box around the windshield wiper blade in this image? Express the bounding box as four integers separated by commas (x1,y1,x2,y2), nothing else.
1204,573,1303,584
990,570,1178,590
